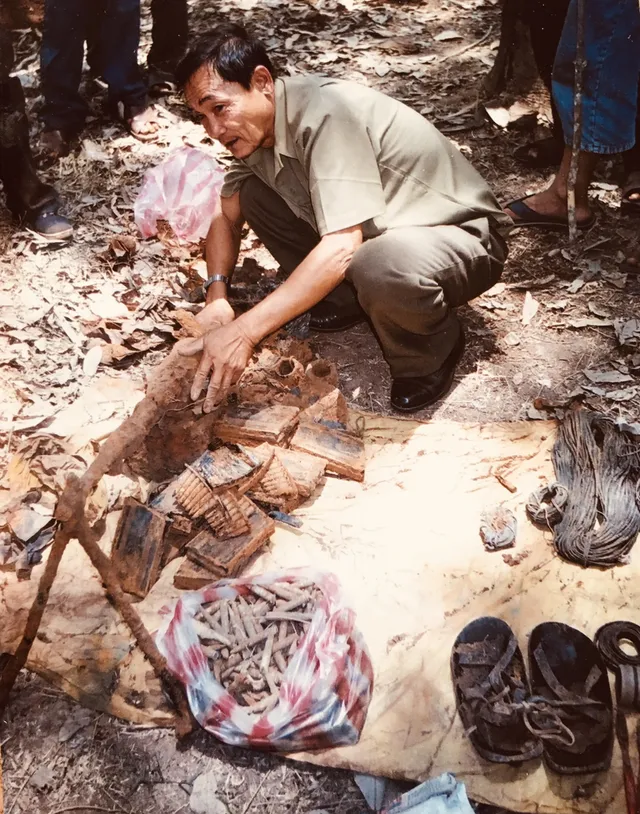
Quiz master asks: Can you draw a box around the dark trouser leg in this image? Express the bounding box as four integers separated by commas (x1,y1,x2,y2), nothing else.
99,0,147,109
148,0,189,73
0,76,58,218
238,176,359,311
86,2,103,77
524,0,571,142
40,0,89,131
623,82,640,176
347,220,506,378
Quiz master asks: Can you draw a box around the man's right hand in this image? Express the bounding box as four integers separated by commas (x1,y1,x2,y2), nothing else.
196,298,235,332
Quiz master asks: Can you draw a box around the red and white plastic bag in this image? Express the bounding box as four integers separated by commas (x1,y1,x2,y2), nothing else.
156,569,373,751
134,147,224,242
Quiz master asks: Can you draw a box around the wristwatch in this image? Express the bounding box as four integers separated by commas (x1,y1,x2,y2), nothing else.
203,274,229,293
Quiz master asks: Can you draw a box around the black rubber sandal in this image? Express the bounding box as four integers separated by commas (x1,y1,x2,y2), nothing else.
451,617,543,764
506,198,596,231
514,136,564,169
527,622,614,775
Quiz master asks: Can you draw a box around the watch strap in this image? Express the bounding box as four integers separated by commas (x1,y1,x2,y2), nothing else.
203,274,229,292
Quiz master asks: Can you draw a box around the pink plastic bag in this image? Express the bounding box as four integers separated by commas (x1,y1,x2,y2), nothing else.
134,147,224,242
155,569,373,751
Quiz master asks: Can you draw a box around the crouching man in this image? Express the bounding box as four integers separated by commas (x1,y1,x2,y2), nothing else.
176,24,511,413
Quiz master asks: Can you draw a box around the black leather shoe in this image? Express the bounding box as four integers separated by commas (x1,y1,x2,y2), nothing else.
309,299,365,332
27,205,73,242
390,332,466,413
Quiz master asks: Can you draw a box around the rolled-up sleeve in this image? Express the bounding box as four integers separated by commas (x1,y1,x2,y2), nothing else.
300,98,386,236
220,160,254,198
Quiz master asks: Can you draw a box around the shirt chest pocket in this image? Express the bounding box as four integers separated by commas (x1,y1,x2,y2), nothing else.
276,157,317,229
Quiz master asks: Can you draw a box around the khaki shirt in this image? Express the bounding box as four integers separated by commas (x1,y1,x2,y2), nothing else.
221,75,512,239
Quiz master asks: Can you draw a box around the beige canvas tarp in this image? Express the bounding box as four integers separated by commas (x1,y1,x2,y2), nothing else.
0,415,635,814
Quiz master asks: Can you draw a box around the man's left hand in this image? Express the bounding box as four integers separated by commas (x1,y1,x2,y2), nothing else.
177,321,254,412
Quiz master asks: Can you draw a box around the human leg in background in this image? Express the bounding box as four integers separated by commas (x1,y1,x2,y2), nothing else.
40,0,90,160
515,0,569,169
348,219,506,411
100,0,161,141
0,26,72,239
147,0,189,92
621,83,640,215
506,0,640,229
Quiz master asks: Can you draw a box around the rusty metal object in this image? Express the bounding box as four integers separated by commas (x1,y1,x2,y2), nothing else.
186,497,274,577
111,498,167,598
195,579,322,711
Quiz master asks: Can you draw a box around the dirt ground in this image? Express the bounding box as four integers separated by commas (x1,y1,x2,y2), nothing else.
1,0,639,811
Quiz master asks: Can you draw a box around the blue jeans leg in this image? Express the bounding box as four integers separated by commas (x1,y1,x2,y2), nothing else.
40,0,90,131
98,0,147,110
552,0,640,154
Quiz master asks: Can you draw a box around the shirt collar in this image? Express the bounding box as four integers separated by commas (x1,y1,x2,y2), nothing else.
244,78,293,174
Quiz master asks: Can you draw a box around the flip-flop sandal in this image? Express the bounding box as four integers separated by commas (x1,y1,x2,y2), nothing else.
451,617,543,764
514,136,564,169
527,622,613,775
110,101,161,143
148,68,177,95
506,198,596,231
621,171,640,217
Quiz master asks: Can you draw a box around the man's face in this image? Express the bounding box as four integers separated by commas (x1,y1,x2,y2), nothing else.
185,64,275,160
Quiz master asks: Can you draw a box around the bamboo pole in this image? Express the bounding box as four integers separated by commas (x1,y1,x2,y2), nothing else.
567,0,586,242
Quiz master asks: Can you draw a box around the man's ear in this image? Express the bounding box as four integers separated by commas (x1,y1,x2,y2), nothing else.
252,65,274,94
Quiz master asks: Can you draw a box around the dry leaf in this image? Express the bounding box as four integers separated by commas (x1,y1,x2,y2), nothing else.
86,293,130,320
109,235,138,261
606,387,638,402
82,344,103,376
100,344,139,365
434,30,462,41
584,369,633,384
42,375,144,442
568,318,613,329
614,318,640,347
521,292,539,326
484,106,510,128
82,139,111,162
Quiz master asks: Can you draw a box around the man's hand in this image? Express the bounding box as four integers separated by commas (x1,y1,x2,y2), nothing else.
196,297,235,332
178,320,254,412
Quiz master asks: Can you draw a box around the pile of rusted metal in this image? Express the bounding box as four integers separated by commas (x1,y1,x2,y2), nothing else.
194,578,321,711
109,331,366,599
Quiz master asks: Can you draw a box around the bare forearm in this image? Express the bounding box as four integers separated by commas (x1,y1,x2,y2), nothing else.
237,233,358,345
204,194,243,304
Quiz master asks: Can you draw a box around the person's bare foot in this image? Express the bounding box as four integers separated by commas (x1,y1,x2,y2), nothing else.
125,104,162,142
622,169,640,209
505,188,592,225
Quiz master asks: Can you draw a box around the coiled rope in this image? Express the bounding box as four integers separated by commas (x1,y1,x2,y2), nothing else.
527,409,640,568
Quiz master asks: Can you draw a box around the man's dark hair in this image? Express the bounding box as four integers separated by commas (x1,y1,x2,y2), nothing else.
175,24,275,91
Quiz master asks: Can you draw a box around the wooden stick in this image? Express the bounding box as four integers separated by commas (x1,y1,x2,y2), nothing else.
73,511,193,737
567,0,586,242
0,523,73,713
